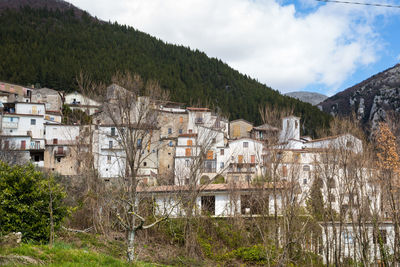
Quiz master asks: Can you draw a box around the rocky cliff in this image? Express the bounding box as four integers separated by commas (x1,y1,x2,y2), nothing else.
320,63,400,134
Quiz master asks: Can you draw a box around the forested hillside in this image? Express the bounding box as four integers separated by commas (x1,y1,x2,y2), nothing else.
0,1,331,136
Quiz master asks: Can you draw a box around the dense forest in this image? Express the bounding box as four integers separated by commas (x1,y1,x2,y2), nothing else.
0,2,331,136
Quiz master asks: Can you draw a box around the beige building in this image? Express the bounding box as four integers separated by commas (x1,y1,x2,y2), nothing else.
43,124,85,176
157,103,188,184
31,88,62,112
0,81,33,102
229,119,253,139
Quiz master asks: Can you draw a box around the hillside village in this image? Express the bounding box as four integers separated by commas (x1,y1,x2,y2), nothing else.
0,80,398,264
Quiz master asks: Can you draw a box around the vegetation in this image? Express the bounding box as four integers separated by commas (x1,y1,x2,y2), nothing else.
0,4,331,137
0,240,158,266
0,162,68,243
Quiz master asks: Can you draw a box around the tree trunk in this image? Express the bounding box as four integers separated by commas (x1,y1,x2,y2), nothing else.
127,229,136,262
48,178,54,247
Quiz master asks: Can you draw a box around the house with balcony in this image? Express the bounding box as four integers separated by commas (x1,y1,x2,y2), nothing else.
0,81,33,103
44,124,82,176
0,102,46,167
65,91,100,115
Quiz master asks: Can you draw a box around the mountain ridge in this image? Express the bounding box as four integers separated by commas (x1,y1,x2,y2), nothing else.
285,91,328,106
0,0,331,137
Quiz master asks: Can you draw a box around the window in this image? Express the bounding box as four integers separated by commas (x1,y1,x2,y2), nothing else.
187,140,193,146
143,162,147,167
328,193,336,202
206,150,213,160
21,140,26,150
188,129,193,133
185,160,190,167
53,138,58,144
178,128,183,134
238,155,243,163
168,128,172,134
282,166,288,177
179,116,183,123
346,141,353,148
4,140,9,149
303,179,307,185
251,155,256,163
111,127,116,136
343,231,353,244
233,125,240,137
57,146,64,154
31,119,36,125
220,162,224,169
107,155,111,164
169,141,173,147
241,195,263,215
10,117,14,122
243,142,248,148
212,138,216,143
328,178,336,188
373,229,387,244
201,196,215,215
185,148,191,156
220,149,224,155
137,139,142,149
303,165,310,171
109,140,113,149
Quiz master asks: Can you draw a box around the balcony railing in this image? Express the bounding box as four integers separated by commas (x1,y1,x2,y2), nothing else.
54,150,66,157
195,118,204,124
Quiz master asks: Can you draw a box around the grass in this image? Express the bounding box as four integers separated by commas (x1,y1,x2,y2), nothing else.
0,238,164,267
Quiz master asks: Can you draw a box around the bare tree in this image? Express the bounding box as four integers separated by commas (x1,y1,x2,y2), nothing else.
92,71,174,262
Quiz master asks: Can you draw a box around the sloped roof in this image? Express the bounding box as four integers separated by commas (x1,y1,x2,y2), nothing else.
253,123,279,131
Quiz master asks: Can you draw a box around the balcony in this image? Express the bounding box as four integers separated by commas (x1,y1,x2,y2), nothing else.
54,150,66,157
2,121,18,128
228,163,256,174
30,143,43,150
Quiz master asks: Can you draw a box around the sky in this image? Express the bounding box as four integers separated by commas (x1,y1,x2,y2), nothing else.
68,0,400,96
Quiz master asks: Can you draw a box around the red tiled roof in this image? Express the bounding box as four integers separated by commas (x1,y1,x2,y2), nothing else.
137,182,287,193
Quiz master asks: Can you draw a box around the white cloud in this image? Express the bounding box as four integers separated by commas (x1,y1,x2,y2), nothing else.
68,0,392,93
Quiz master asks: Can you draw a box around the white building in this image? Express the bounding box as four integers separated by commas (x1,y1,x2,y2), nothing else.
321,222,395,264
65,91,100,115
144,183,284,217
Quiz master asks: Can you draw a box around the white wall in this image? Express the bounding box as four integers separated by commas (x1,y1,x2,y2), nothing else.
45,125,80,143
15,103,45,115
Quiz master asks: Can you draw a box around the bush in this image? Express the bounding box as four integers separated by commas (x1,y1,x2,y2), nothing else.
235,244,267,263
0,162,68,242
212,175,225,184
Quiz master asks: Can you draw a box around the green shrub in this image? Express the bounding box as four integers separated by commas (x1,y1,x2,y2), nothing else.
0,162,68,242
212,175,225,184
234,244,267,263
